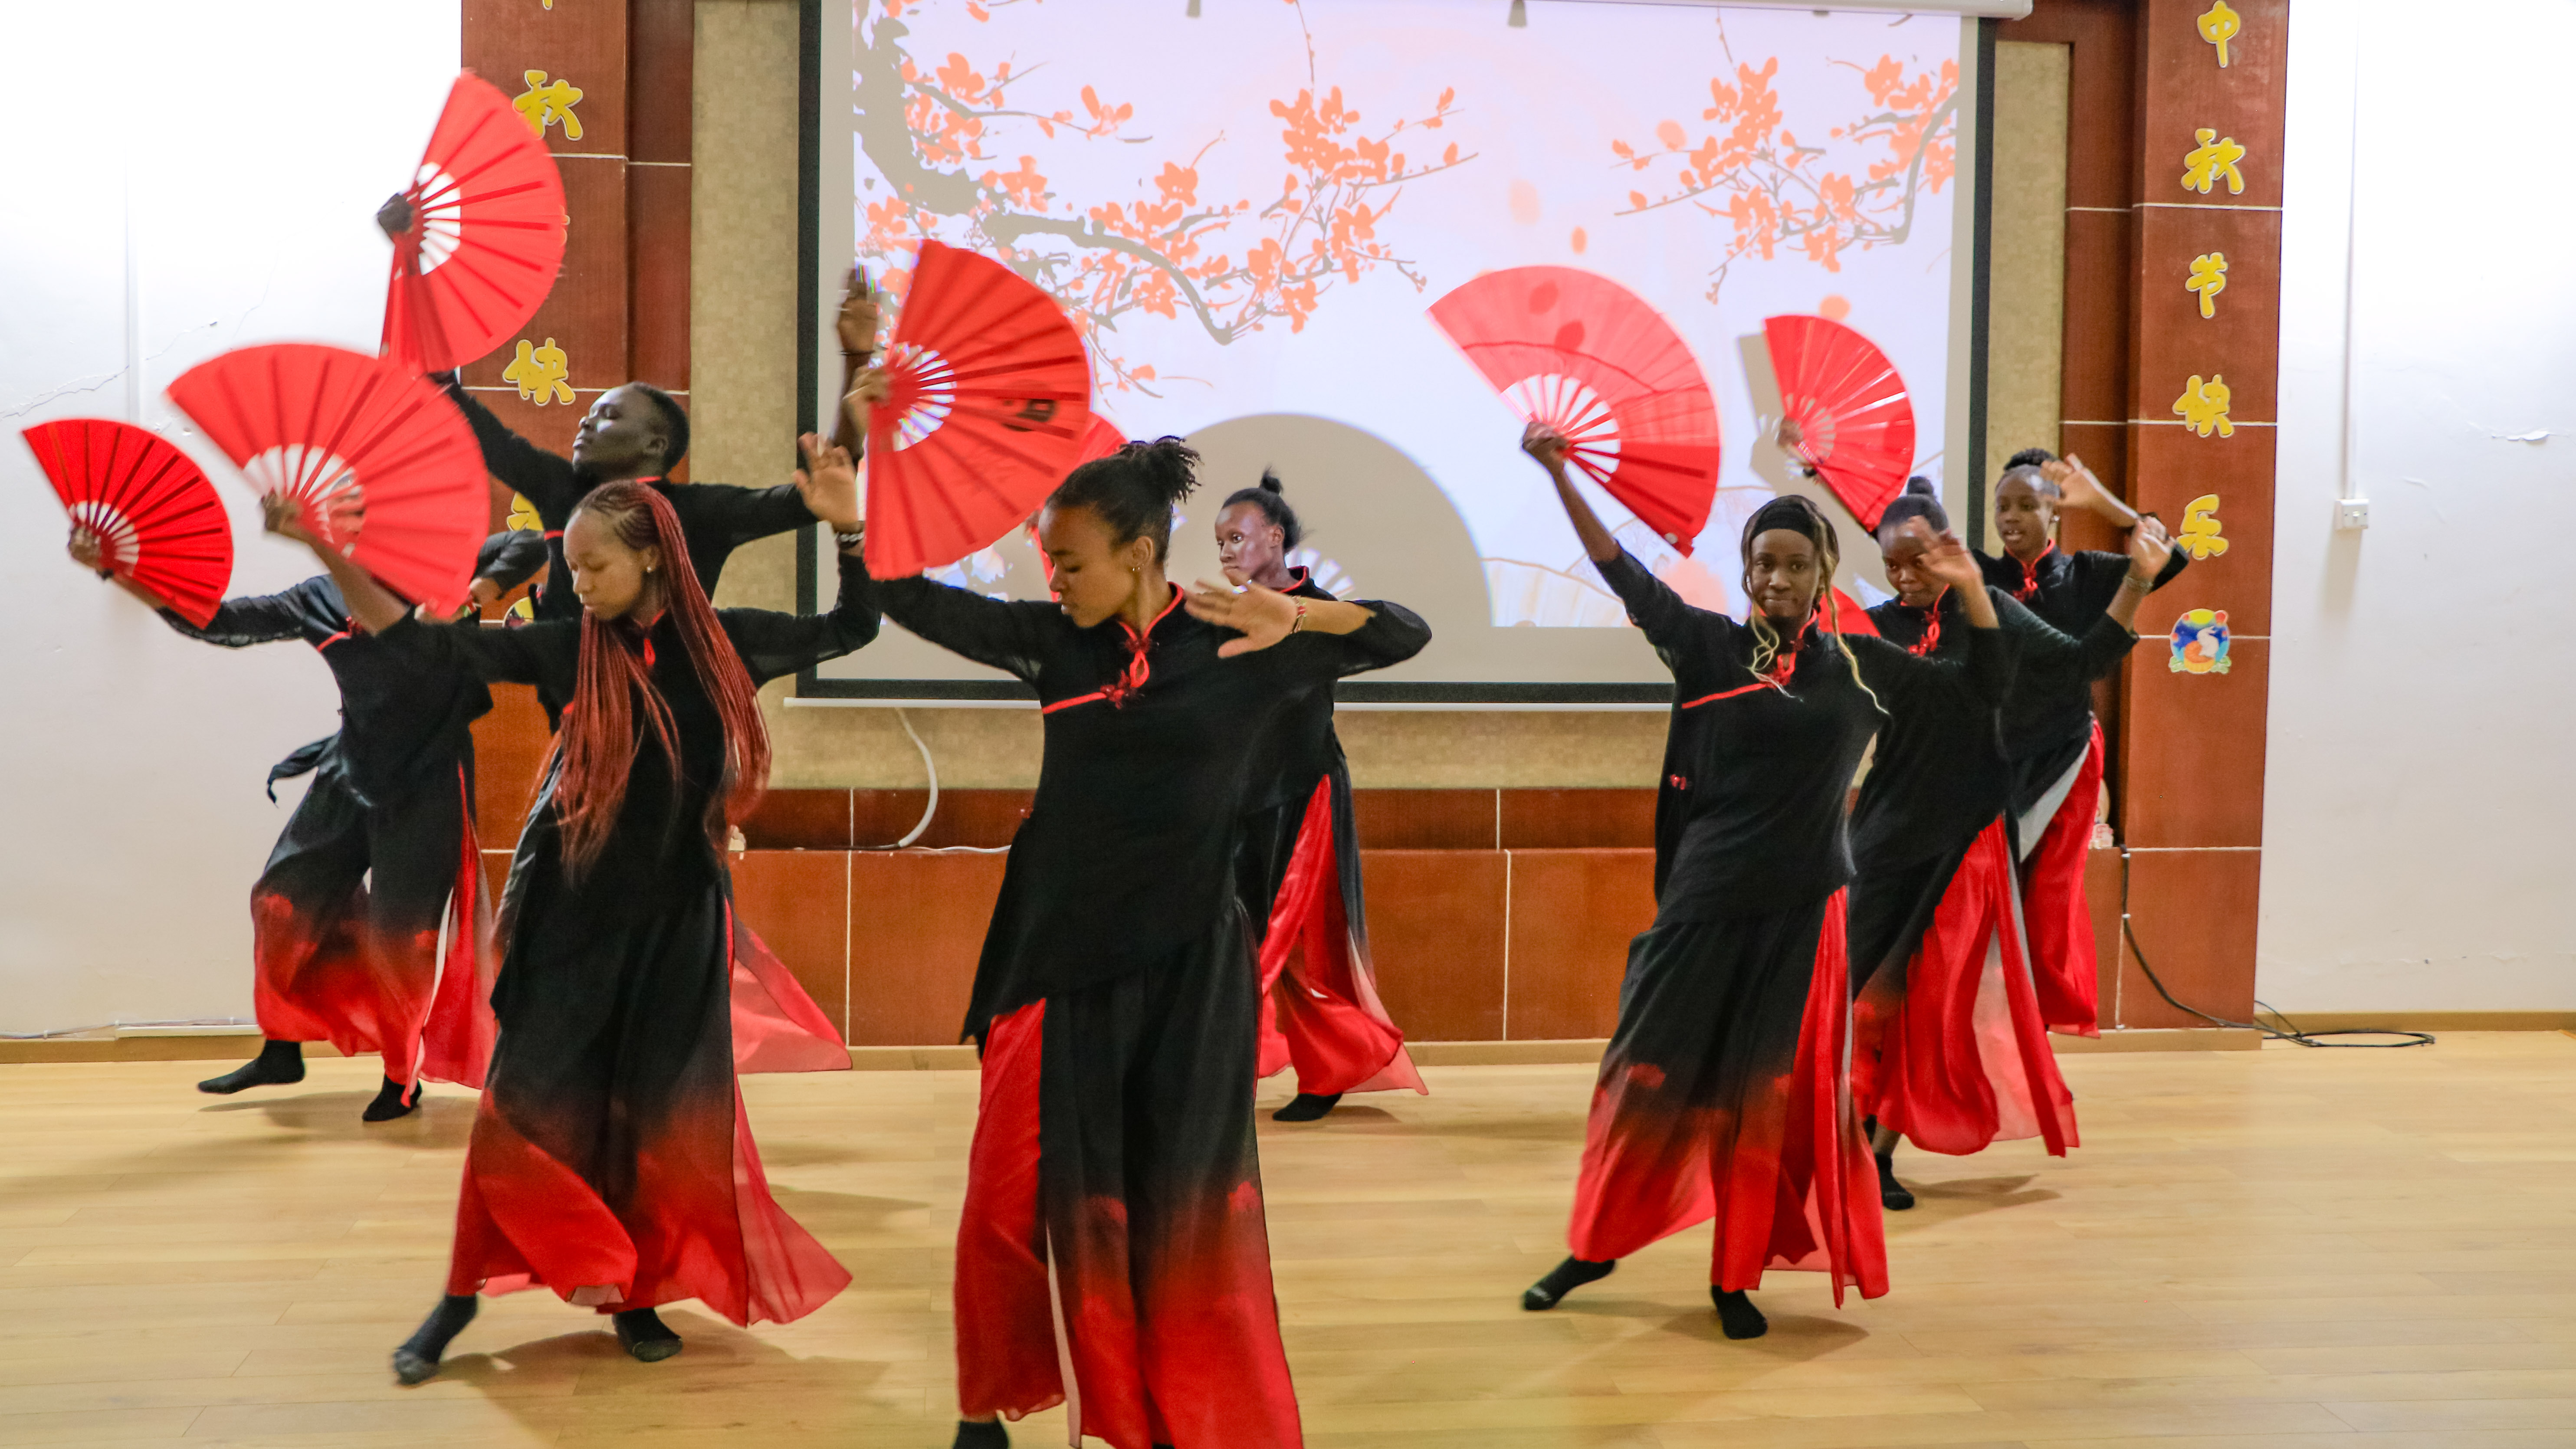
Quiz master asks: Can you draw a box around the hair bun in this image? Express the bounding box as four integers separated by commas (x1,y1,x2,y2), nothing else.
1259,467,1284,495
1903,475,1936,498
1123,435,1202,508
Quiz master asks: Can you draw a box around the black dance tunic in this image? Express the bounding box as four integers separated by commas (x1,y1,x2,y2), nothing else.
1232,569,1420,1097
1565,549,2015,1297
158,548,533,1082
1977,544,2184,811
1844,587,2140,1157
396,549,879,1324
873,574,1432,1040
1848,587,2140,969
878,570,1427,1449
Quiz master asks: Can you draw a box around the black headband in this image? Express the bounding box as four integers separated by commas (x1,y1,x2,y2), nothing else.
1742,494,1831,561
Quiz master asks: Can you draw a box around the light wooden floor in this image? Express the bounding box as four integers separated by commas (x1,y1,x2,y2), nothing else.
5,1034,2575,1448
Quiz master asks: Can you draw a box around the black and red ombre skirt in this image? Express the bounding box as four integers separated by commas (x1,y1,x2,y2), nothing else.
955,911,1301,1449
444,868,847,1326
1849,821,2078,1158
1566,892,1887,1303
250,760,498,1092
1247,776,1424,1098
2015,720,2107,1036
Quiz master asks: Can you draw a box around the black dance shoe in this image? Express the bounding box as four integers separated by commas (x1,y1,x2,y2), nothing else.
198,1039,305,1094
952,1420,1009,1449
1712,1287,1767,1339
1521,1255,1615,1310
614,1308,683,1362
1271,1092,1342,1122
391,1294,478,1384
362,1076,417,1122
1874,1150,1915,1211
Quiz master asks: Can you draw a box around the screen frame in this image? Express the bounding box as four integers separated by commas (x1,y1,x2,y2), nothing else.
792,1,2002,708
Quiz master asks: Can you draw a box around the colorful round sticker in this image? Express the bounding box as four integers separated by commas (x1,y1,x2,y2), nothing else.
2169,608,2231,675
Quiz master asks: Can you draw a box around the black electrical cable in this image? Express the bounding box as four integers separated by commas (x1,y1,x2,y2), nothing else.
2117,850,2433,1049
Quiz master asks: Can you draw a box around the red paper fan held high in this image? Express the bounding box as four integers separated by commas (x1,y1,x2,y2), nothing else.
167,344,490,615
20,420,234,626
1429,267,1722,553
1764,315,1916,531
381,72,568,374
865,240,1093,579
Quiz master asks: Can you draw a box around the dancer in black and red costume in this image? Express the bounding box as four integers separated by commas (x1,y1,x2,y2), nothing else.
1514,425,2015,1340
1212,472,1423,1124
276,454,876,1383
1979,452,2187,1035
852,413,1428,1446
70,516,541,1121
1847,479,2171,1209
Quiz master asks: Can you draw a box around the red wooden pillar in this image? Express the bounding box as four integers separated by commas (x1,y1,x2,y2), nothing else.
2111,0,2284,1027
455,1,692,474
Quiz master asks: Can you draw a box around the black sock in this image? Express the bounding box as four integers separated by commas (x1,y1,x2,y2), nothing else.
952,1420,1009,1449
614,1307,683,1362
362,1076,417,1123
1522,1255,1615,1310
1875,1149,1915,1211
391,1294,477,1384
198,1039,305,1094
1272,1092,1342,1123
1713,1287,1767,1339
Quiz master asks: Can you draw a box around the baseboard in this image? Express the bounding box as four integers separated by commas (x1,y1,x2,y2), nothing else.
1408,1039,1609,1066
2256,1010,2576,1033
0,1030,346,1065
2053,1028,2262,1052
844,1045,982,1070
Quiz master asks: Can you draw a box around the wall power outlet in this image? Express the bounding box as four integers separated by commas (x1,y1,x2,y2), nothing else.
2335,498,2371,531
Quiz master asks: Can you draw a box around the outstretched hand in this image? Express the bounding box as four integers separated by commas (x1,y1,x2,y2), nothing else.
837,266,880,359
1900,519,1982,593
794,433,862,531
261,493,321,549
1185,570,1300,657
2041,454,2104,511
67,529,108,576
842,367,892,444
1521,420,1572,473
2127,513,2175,581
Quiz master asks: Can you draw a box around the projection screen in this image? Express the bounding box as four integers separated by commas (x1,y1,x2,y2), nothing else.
804,0,1984,705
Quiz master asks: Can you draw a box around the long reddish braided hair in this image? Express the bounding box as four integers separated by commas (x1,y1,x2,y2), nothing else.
546,481,770,875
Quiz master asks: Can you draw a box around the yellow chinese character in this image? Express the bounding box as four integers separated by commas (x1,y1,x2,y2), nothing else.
504,492,541,531
514,70,584,141
503,338,575,406
2186,251,2229,318
2182,128,2247,195
2198,1,2241,67
2172,374,2234,438
2177,494,2229,559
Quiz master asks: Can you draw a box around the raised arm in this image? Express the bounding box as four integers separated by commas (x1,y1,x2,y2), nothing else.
442,377,582,519
830,265,879,456
2048,454,2142,533
1523,422,1619,564
1181,577,1431,675
719,438,882,682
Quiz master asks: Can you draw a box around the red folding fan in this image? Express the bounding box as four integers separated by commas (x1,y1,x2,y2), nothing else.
1075,411,1125,465
1429,267,1723,552
381,72,568,375
865,240,1093,578
21,419,234,626
167,344,489,614
1764,315,1916,531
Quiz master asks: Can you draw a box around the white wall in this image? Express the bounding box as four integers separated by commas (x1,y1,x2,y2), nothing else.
0,3,459,1033
2259,0,2576,1009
